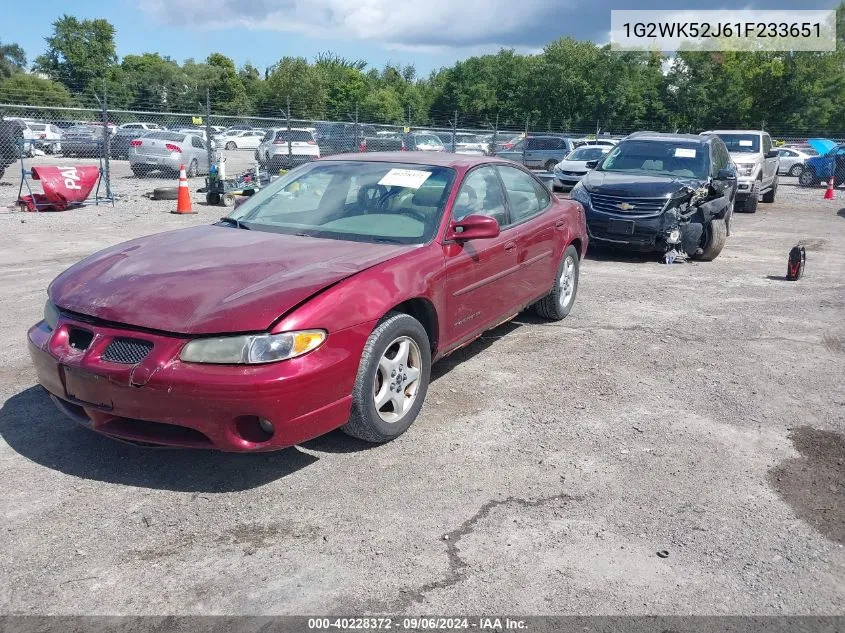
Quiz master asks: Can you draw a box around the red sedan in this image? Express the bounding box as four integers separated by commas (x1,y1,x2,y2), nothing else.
28,153,587,451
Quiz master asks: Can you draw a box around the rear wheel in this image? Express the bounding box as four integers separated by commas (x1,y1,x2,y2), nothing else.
691,218,727,261
342,312,431,443
534,245,580,320
544,160,557,172
226,141,236,150
788,163,804,177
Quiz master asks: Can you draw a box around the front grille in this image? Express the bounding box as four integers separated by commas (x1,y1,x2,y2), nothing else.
588,218,658,245
590,193,667,216
560,170,584,176
102,337,153,365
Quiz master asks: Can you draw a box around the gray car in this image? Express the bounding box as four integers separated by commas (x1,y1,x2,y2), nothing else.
495,135,576,171
129,131,211,177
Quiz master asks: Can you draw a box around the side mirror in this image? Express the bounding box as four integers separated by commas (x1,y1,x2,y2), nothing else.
585,160,599,169
447,214,500,241
716,167,736,181
766,150,779,159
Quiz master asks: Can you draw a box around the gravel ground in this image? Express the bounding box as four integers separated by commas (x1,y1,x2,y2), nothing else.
0,159,843,615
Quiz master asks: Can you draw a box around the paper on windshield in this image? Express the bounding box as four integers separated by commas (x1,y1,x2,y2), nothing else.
674,148,697,158
739,140,753,146
378,169,432,189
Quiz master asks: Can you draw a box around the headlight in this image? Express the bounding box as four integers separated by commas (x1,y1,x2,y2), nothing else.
44,300,60,331
180,330,326,364
570,182,591,205
737,164,755,177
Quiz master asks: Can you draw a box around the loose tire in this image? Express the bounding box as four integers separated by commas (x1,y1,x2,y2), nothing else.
342,312,431,443
226,141,236,150
761,177,777,203
206,192,221,205
534,244,580,320
691,218,727,261
788,164,804,177
151,187,179,201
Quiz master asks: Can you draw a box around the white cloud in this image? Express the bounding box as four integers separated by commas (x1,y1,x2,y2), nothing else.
140,0,565,50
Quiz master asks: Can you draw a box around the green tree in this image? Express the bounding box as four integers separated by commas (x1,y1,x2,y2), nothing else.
34,15,118,97
0,73,74,107
0,41,26,78
261,57,327,118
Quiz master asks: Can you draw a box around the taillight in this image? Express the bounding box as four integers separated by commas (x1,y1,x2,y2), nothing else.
39,134,46,139
306,140,316,145
401,140,407,151
165,143,181,153
503,143,514,150
129,140,142,147
359,140,367,152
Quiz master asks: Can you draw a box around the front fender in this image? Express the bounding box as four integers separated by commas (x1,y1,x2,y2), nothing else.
272,245,447,340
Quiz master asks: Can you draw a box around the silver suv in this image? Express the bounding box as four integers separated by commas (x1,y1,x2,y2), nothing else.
701,130,779,213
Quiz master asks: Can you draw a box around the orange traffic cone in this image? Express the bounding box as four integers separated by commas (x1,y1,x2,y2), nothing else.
172,164,196,214
824,177,835,200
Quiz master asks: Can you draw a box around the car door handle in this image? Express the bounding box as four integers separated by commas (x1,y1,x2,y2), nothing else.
504,241,517,251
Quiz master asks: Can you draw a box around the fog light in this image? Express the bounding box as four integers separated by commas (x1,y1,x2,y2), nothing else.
668,229,681,244
259,418,274,435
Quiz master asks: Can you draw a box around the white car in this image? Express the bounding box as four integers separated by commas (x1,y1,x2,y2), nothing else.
258,128,320,171
552,145,610,189
220,130,264,150
28,123,63,154
777,146,817,177
574,138,618,148
120,122,162,131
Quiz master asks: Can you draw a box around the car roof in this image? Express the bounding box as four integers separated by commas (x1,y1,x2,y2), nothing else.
626,131,712,144
320,152,515,168
701,129,766,135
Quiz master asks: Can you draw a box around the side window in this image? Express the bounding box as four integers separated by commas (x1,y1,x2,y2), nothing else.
497,166,550,223
762,135,772,153
191,136,204,149
452,166,508,227
262,130,273,142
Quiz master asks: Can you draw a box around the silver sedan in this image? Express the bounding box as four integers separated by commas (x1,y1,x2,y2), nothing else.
777,146,817,177
129,131,212,177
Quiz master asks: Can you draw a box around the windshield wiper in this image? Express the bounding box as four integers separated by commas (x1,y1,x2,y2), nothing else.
371,237,406,244
218,217,249,229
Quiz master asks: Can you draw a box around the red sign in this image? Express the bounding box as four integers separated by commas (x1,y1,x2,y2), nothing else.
19,165,101,211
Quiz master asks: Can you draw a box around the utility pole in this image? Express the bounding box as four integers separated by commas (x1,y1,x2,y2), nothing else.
205,88,213,177
96,79,111,199
450,110,457,153
355,103,360,152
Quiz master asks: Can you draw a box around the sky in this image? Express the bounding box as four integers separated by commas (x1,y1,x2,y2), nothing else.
6,0,840,76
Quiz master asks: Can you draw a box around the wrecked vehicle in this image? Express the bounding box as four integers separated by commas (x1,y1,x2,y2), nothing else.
799,138,845,187
571,132,737,263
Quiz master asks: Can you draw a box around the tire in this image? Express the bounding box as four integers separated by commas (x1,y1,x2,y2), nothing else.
187,159,198,178
226,142,236,150
742,184,759,213
534,244,580,320
691,218,727,261
342,312,431,443
151,187,179,201
789,164,804,177
206,192,221,205
544,160,557,173
762,177,777,203
799,169,818,187
222,193,237,207
834,165,845,187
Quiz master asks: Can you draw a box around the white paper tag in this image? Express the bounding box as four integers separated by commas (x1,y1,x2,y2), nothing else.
674,148,697,158
739,140,753,147
378,168,432,189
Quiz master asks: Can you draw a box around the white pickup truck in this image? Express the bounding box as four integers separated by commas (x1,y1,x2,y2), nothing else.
701,130,779,213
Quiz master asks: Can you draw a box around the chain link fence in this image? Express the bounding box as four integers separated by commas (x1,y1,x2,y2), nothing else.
2,99,843,189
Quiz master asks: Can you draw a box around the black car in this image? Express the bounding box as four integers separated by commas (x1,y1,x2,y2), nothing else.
570,132,737,262
0,119,26,179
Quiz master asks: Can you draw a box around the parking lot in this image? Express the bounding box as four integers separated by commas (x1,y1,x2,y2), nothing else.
1,154,843,614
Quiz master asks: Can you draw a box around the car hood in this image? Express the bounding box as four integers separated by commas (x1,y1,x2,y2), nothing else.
49,225,413,335
555,159,590,171
807,138,837,156
729,152,761,165
582,170,704,197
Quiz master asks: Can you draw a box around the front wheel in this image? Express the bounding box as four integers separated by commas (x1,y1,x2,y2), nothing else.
691,218,727,261
761,178,777,203
342,312,431,443
534,244,580,320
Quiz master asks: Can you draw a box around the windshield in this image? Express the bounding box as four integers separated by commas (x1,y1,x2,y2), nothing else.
599,140,708,179
274,130,314,142
718,134,760,153
567,147,607,161
228,161,456,245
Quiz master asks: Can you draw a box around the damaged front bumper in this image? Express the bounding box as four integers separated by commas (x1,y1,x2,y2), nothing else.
584,186,727,256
